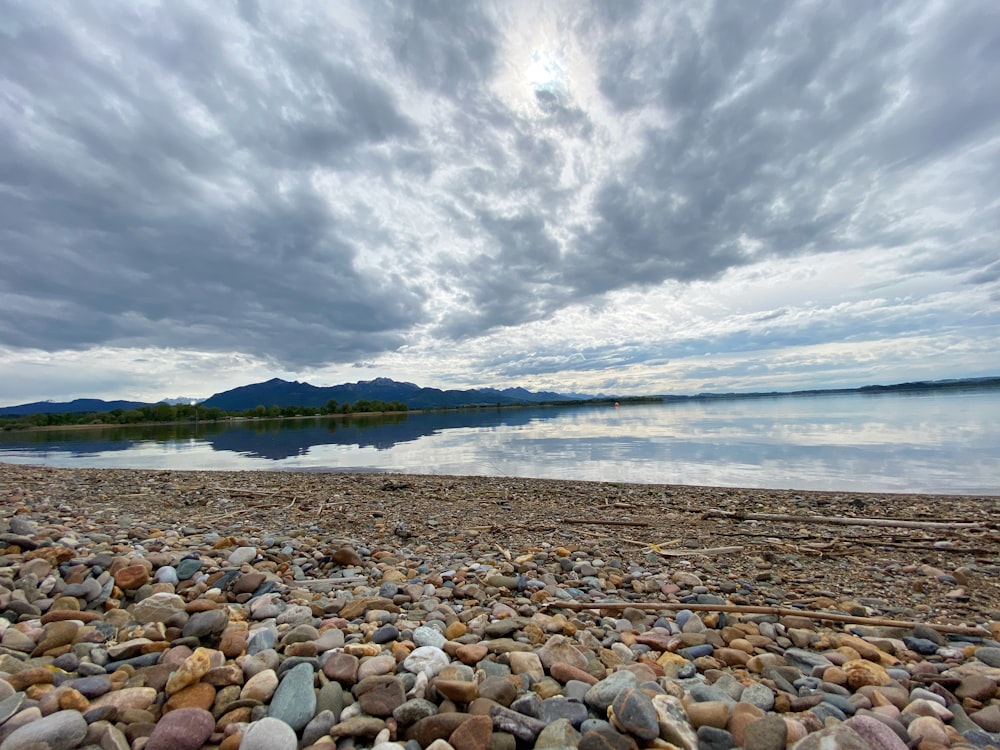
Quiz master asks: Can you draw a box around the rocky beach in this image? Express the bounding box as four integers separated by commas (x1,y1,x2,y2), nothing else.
0,462,998,750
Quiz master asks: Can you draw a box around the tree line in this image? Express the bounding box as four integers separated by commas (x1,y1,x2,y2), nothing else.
1,399,408,430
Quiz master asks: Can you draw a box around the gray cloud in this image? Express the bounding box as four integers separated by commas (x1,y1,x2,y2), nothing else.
0,0,997,397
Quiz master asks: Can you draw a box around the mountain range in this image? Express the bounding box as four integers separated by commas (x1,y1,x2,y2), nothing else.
0,378,587,416
3,375,998,417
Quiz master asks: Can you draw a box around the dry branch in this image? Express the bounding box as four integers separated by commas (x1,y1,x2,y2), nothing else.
653,545,743,557
543,600,988,635
702,510,984,530
561,519,651,527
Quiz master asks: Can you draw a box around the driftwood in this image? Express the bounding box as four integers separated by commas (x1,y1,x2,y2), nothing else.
291,576,368,588
542,600,989,635
561,519,651,527
652,545,743,557
702,510,984,530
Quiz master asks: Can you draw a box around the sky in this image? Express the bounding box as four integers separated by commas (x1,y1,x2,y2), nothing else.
2,0,999,405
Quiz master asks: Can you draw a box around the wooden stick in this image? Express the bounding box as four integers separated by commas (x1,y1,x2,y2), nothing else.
702,511,983,530
541,601,989,635
653,546,743,557
561,519,651,527
291,576,369,587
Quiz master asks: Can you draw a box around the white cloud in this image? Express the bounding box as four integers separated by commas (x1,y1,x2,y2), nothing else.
0,0,997,404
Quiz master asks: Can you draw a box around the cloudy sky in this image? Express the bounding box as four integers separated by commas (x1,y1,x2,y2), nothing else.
2,0,998,404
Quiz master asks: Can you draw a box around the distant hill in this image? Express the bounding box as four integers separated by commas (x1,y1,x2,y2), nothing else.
0,398,152,416
199,377,579,411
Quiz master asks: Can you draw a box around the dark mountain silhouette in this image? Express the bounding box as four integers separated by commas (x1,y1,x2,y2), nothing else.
199,377,577,411
0,398,151,416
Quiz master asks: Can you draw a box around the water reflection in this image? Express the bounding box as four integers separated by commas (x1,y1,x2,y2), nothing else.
1,391,998,494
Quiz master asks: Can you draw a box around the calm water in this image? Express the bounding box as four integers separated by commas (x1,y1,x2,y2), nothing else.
2,390,998,494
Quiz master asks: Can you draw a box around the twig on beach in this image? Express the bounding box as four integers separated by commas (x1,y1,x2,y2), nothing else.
702,510,985,530
292,576,369,588
653,545,743,557
561,518,651,527
541,601,990,635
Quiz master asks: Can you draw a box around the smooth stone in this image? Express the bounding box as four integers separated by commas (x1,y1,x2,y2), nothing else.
652,694,698,750
489,704,547,741
742,682,775,711
394,698,439,725
448,713,494,750
145,707,215,750
357,675,407,716
579,725,640,750
413,626,447,649
685,701,730,729
403,646,451,678
790,724,872,750
743,715,788,750
907,715,950,745
698,726,735,750
537,635,588,671
0,709,88,750
538,696,590,728
974,647,1000,668
229,546,258,566
239,716,298,750
328,716,387,738
301,710,339,747
610,687,659,741
535,718,582,749
175,558,203,580
358,654,398,681
585,670,639,713
183,608,230,639
268,662,316,732
970,704,1000,733
844,715,909,750
132,592,186,624
241,669,278,702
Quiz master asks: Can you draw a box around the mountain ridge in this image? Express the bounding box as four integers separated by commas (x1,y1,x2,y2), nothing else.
3,375,998,417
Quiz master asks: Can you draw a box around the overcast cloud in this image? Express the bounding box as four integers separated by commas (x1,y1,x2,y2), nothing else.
1,0,998,403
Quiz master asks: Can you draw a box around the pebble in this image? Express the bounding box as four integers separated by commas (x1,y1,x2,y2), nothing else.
0,466,999,750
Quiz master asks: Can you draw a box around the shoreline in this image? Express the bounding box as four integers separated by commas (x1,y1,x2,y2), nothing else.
1,462,999,748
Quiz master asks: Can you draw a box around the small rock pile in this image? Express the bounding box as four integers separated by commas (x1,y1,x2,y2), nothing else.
0,464,999,750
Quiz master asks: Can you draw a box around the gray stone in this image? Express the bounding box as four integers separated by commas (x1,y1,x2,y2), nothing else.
182,608,230,639
402,646,450,677
791,724,873,750
611,687,659,741
301,710,338,747
268,662,316,732
783,648,834,672
539,696,589,728
536,718,582,749
742,682,775,711
239,716,298,750
974,646,1000,668
316,681,345,719
412,625,446,649
686,682,738,706
698,726,735,750
393,698,439,725
0,709,88,750
743,715,788,750
175,558,203,580
489,704,547,741
229,546,258,566
585,670,639,712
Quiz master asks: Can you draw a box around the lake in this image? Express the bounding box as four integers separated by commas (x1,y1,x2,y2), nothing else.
2,389,998,494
